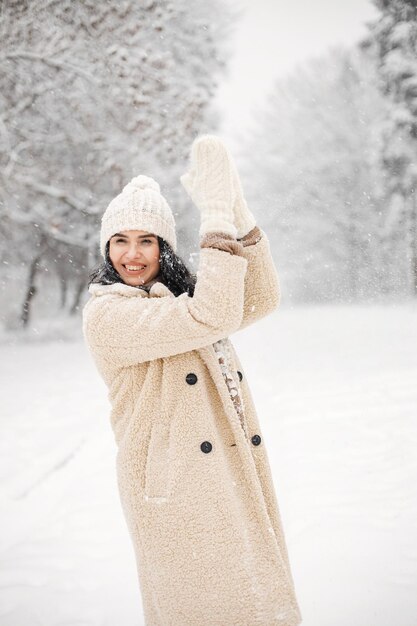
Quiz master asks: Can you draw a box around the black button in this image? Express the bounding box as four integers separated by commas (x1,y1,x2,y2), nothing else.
200,441,212,453
186,373,198,385
237,370,243,381
251,434,261,446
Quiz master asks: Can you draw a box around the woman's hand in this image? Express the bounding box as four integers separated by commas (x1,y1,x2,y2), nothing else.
180,135,237,239
181,134,256,240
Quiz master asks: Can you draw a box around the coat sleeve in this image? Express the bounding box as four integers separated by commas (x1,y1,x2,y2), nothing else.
82,246,248,367
237,228,281,332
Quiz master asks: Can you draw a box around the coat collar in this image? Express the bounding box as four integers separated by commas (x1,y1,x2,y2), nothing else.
88,280,175,298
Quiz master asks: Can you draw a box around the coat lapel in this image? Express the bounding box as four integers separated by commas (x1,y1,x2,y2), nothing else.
88,280,174,298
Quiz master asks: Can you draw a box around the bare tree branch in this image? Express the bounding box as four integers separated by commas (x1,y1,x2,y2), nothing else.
3,51,100,82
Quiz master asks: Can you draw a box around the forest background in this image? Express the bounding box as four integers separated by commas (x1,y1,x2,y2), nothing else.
1,0,416,335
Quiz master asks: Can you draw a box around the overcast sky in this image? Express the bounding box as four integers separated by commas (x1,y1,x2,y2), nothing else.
215,0,380,147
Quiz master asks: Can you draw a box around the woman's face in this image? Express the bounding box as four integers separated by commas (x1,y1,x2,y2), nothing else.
109,230,161,287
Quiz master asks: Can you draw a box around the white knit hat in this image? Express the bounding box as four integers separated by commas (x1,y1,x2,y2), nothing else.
100,175,177,257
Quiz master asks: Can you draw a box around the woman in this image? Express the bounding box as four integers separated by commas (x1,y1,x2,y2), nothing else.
82,135,302,626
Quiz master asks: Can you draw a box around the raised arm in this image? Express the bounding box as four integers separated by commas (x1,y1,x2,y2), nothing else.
237,225,281,331
83,245,247,367
194,135,281,332
217,136,281,330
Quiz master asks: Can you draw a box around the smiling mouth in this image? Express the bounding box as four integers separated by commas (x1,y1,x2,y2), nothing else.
123,264,147,274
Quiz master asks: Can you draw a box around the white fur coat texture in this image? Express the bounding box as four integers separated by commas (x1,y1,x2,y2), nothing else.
82,231,302,626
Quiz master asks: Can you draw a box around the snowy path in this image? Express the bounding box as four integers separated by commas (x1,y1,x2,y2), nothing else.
0,303,416,626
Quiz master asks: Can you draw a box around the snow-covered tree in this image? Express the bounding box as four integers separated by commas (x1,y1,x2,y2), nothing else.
0,0,232,327
362,0,417,296
238,46,388,303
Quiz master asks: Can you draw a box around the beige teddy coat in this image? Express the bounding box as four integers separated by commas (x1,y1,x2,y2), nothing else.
82,231,302,626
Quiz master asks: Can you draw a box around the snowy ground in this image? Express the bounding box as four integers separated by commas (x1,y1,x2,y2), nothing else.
0,302,416,626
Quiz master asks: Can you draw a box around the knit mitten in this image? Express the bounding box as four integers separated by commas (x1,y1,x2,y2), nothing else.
180,135,237,239
228,153,257,239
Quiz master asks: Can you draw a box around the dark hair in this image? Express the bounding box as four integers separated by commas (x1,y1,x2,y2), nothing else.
88,235,197,298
